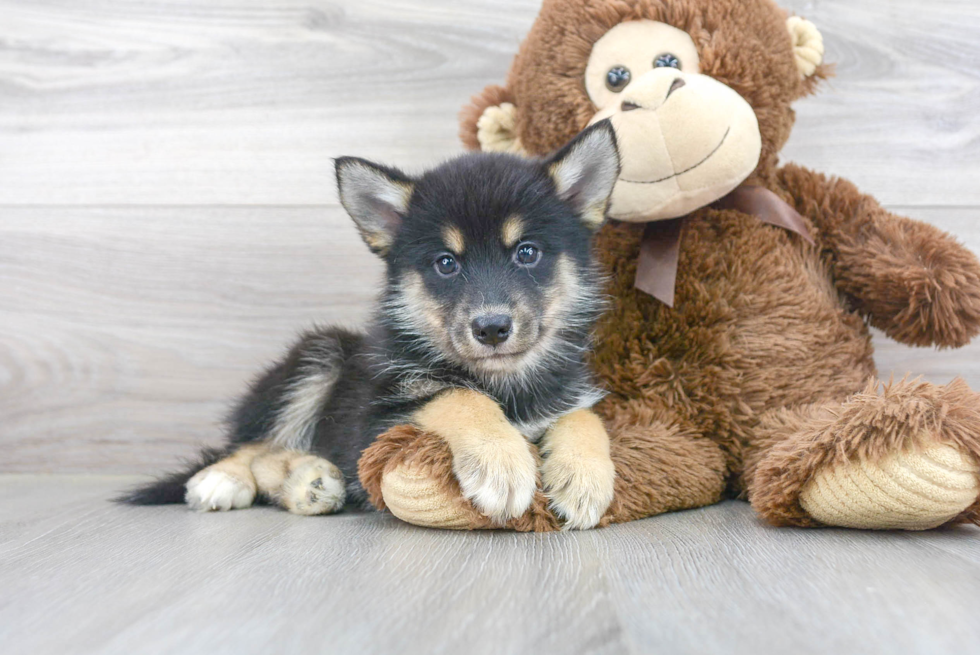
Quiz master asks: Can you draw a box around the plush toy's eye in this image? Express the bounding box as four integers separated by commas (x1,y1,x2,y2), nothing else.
434,254,459,277
605,66,631,92
514,243,541,267
654,53,682,69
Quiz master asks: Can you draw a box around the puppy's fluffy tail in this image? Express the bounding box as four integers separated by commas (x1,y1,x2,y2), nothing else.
115,447,225,505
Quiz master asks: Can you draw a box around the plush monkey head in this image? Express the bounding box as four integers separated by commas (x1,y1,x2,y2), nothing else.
460,0,829,222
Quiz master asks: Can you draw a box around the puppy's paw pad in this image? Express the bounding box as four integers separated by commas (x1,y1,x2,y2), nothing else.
453,441,537,525
283,458,346,516
185,469,255,512
542,454,615,530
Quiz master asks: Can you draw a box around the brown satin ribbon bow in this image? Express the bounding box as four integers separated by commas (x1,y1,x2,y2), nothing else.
633,185,815,306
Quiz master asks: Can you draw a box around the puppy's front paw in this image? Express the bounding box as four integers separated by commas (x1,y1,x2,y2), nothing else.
541,451,615,530
452,438,537,525
185,468,256,512
282,457,346,516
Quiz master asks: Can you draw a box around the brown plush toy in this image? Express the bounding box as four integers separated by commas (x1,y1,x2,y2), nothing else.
358,0,980,531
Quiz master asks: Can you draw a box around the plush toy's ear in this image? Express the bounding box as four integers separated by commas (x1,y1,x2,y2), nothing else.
335,157,414,257
787,16,825,78
459,84,526,154
545,119,621,230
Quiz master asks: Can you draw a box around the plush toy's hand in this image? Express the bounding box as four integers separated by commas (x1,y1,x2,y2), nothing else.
780,164,980,347
412,389,537,524
539,409,615,529
854,218,980,348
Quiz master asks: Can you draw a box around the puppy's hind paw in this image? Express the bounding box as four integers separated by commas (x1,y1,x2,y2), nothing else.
542,452,615,530
283,457,346,516
185,469,256,512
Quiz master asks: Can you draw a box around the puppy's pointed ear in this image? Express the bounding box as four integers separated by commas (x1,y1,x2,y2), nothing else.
545,120,621,230
335,157,414,256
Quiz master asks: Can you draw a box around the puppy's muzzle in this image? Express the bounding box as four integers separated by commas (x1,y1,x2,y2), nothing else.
471,314,512,347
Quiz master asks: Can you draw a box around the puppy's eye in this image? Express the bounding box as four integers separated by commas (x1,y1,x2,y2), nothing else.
514,243,541,267
605,66,631,92
654,53,681,69
434,254,459,277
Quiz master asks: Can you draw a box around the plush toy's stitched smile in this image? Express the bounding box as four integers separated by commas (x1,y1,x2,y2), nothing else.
619,126,731,185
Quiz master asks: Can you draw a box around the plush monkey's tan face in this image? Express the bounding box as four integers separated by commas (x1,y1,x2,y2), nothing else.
584,20,762,222
468,11,825,221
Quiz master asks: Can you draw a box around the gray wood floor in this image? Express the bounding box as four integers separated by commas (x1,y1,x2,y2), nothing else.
3,1,980,653
1,476,978,655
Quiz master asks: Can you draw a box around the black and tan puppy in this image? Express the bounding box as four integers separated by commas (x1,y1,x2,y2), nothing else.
123,121,620,529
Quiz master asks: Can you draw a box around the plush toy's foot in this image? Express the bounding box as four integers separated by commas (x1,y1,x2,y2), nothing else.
380,462,483,529
750,377,980,529
359,425,561,532
799,442,979,530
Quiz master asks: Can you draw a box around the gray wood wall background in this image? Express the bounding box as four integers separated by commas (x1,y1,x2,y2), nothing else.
2,0,979,474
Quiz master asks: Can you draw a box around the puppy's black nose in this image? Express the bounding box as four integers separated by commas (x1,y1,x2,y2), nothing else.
472,314,512,346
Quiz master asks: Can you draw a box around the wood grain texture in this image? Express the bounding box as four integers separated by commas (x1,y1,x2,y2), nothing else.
1,476,978,655
0,0,539,205
779,0,980,207
0,206,383,472
0,0,977,205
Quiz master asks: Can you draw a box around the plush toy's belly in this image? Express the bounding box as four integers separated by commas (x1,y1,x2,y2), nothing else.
590,214,876,437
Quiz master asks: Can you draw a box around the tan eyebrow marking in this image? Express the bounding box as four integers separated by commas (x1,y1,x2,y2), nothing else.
442,225,465,254
502,215,524,248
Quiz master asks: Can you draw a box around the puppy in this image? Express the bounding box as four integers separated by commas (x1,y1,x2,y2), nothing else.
122,121,620,529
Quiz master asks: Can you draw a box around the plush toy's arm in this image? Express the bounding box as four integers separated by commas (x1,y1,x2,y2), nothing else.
779,163,980,348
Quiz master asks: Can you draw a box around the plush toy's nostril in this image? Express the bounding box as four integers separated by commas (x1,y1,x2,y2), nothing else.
665,77,686,100
620,100,641,112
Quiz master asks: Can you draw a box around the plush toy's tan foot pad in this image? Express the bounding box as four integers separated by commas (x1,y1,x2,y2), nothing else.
380,463,476,530
800,443,980,530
